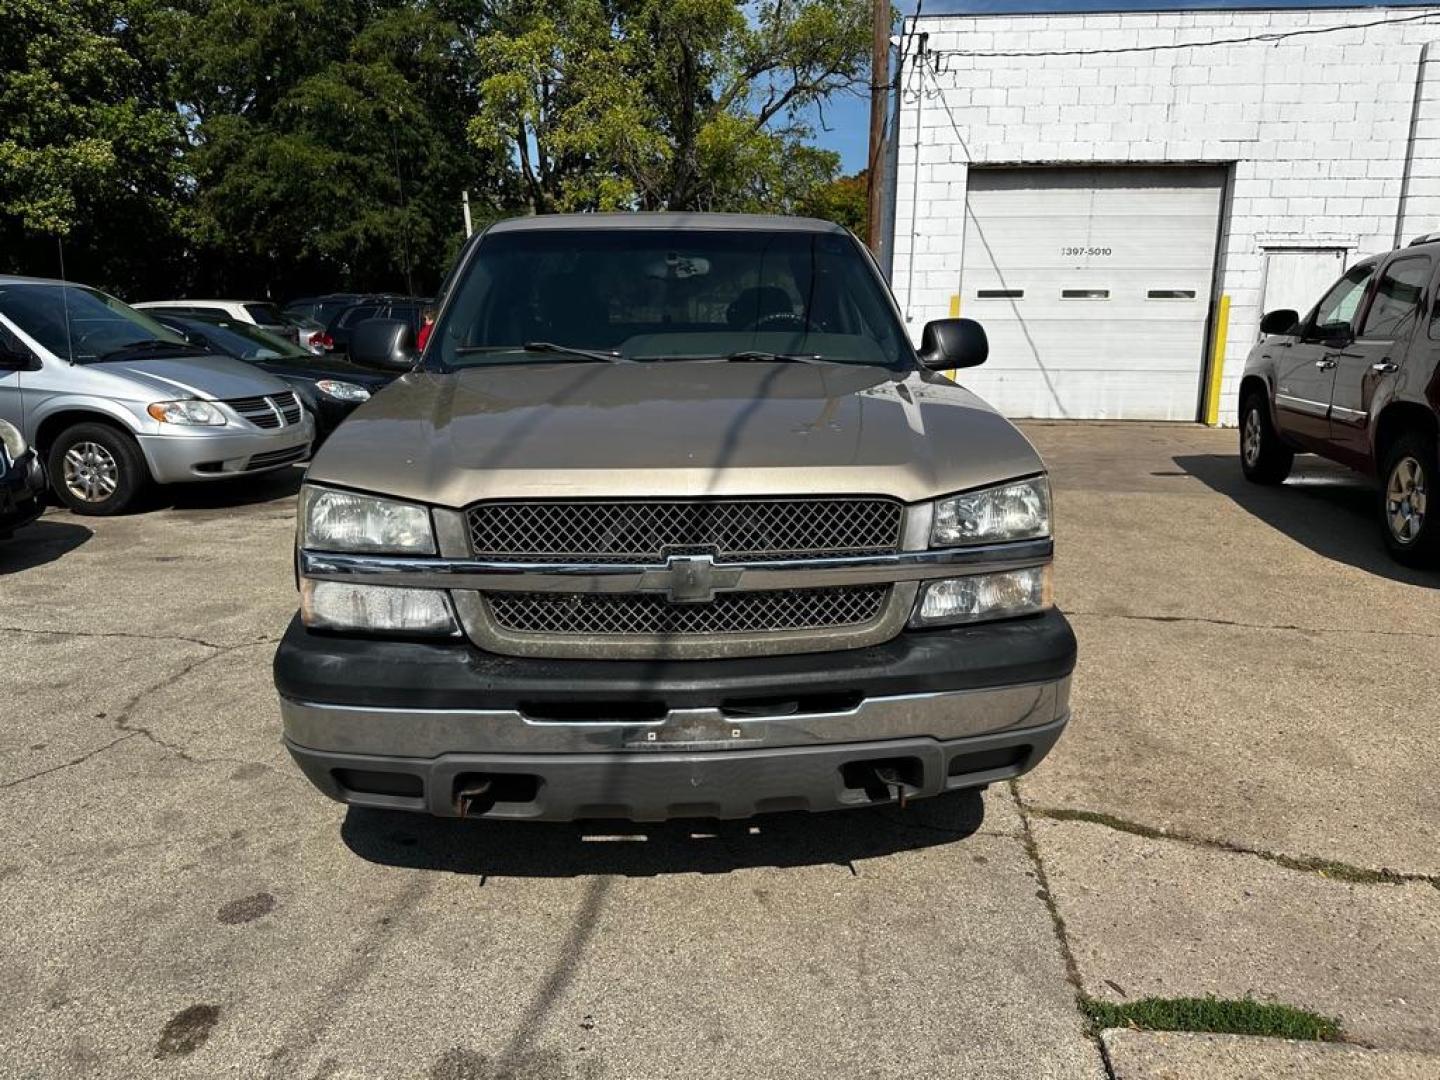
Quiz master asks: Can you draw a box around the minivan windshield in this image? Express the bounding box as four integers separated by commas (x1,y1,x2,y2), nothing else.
0,284,189,363
431,228,913,370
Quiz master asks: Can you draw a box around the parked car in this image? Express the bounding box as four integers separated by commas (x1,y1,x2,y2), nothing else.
134,299,296,343
0,277,314,515
322,298,426,358
284,294,408,344
274,213,1074,822
0,418,46,538
149,312,393,441
284,314,328,355
1241,234,1440,566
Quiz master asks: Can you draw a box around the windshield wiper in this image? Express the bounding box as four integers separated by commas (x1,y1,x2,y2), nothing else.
451,342,625,363
95,339,195,361
716,350,824,364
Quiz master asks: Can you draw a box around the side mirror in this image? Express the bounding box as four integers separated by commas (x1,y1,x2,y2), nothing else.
350,318,417,373
919,318,988,370
1259,309,1299,336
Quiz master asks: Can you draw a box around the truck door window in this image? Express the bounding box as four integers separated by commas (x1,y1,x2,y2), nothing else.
1359,257,1430,340
1307,264,1374,341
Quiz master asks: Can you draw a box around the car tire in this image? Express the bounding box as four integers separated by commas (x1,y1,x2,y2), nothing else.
46,422,149,516
1240,391,1293,485
1380,429,1439,567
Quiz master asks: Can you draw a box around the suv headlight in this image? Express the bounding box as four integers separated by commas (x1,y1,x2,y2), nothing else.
931,476,1051,547
300,485,435,553
147,399,226,426
0,420,26,462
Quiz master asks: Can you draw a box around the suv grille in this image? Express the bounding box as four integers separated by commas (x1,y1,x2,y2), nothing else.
226,391,303,429
486,586,890,637
467,498,903,564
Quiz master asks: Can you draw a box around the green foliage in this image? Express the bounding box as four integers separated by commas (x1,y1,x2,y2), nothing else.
1080,996,1343,1042
0,0,871,297
472,0,867,213
798,169,867,236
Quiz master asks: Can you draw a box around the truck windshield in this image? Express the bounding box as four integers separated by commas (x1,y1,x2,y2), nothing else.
432,228,914,370
0,284,189,363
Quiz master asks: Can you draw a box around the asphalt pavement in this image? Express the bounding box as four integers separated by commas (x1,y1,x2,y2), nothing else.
1,422,1435,1078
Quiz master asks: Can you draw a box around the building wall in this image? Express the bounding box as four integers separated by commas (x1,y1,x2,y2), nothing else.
892,6,1440,424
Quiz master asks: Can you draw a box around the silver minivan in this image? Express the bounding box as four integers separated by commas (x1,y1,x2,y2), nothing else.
0,276,314,515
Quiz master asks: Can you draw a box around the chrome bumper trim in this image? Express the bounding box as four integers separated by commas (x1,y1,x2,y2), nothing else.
297,539,1053,595
279,676,1071,757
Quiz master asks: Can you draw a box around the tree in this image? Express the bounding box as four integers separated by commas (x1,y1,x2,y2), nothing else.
469,0,869,213
798,168,866,236
0,0,187,294
149,0,518,298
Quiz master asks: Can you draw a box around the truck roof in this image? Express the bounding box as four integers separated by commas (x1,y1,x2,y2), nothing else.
486,212,849,235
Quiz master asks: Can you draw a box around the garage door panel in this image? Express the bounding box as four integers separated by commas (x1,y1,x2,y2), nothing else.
959,165,1225,420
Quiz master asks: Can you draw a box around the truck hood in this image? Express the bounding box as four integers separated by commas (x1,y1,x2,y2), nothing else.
92,354,292,401
308,361,1046,506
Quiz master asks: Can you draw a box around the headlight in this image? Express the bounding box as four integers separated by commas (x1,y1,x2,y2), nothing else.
147,399,226,426
315,379,371,402
911,566,1052,627
932,476,1051,546
300,580,458,635
300,485,435,553
0,420,26,461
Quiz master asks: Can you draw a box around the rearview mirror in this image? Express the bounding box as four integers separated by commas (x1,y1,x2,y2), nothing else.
351,318,417,373
1259,309,1299,336
919,318,988,370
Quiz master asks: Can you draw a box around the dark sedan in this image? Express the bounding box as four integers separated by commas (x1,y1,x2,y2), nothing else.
1,418,47,539
150,314,395,441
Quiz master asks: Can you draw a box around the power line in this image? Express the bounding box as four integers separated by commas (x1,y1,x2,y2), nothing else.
926,8,1440,62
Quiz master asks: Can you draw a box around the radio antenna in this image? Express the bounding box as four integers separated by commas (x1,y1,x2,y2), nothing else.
56,237,76,364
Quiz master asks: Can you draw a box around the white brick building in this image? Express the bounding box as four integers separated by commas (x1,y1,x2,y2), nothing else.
889,4,1440,423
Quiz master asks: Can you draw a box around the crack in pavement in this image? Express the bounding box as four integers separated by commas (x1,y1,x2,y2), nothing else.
0,623,275,652
1009,781,1119,1080
1025,803,1440,889
3,638,286,790
1063,609,1440,640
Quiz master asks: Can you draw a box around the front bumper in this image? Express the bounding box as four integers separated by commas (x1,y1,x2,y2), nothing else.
137,417,314,484
276,609,1075,820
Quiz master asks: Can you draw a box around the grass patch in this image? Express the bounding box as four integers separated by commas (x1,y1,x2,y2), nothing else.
1080,995,1342,1042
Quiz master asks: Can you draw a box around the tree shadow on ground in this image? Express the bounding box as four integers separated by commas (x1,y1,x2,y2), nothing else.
0,518,92,574
341,788,988,878
1174,453,1438,589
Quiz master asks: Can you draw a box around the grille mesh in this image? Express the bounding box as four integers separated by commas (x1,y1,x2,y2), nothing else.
487,586,890,637
467,498,902,564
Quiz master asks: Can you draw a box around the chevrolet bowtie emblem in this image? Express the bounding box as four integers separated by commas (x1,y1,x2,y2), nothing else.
639,554,742,604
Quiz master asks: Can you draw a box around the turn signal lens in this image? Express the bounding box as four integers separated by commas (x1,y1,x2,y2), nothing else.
911,566,1052,627
300,580,458,636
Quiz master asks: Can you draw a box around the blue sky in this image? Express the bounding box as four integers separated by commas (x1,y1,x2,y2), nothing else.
809,0,1435,171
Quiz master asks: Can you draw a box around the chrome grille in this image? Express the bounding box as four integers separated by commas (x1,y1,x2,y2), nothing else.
467,498,903,564
486,586,890,637
226,391,302,429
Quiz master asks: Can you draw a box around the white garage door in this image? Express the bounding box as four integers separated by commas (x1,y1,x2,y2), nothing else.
958,166,1226,420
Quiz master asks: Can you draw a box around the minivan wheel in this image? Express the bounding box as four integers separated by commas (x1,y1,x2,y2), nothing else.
46,422,148,516
1240,391,1293,484
1381,431,1439,567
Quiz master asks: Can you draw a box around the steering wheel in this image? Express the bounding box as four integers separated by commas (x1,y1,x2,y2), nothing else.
748,311,810,332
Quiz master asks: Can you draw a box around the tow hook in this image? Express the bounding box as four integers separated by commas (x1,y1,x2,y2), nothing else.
872,765,920,809
454,777,492,817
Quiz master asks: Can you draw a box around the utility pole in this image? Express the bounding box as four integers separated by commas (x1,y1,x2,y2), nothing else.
866,0,890,252
462,190,474,238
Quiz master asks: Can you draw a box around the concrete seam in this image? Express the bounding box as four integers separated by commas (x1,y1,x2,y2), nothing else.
0,623,278,651
1063,609,1440,640
1026,803,1440,889
1008,780,1119,1080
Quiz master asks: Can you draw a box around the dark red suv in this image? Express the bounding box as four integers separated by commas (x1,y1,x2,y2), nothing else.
1240,236,1440,567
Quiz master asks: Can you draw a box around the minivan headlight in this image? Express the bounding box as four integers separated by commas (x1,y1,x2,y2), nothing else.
931,476,1051,546
0,420,26,462
300,485,435,553
147,399,226,426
